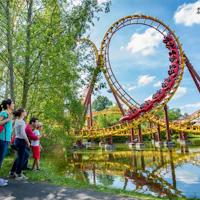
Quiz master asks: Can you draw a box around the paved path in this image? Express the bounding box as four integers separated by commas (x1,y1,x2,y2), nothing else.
0,177,142,200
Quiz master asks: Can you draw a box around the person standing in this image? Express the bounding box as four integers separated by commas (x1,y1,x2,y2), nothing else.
31,122,46,171
0,99,14,186
23,118,46,170
9,108,30,180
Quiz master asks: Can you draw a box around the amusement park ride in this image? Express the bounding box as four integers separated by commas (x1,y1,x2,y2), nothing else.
70,14,200,149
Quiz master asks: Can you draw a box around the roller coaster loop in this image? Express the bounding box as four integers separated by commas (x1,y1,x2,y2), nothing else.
70,14,200,141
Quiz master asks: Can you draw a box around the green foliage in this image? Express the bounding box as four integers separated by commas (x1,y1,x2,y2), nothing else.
156,106,185,139
156,106,183,120
41,126,76,150
0,0,111,146
97,111,121,128
168,108,182,120
92,95,113,111
96,104,127,143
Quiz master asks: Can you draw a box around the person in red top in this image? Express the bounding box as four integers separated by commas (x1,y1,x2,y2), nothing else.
22,118,39,170
26,121,39,141
23,118,46,170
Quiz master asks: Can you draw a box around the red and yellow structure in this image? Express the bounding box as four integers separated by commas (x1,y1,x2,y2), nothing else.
70,14,200,144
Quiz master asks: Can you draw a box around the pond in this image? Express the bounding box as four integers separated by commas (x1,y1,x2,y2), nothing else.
65,139,200,198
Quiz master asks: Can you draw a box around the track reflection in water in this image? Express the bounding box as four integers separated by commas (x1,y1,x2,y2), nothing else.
66,141,200,198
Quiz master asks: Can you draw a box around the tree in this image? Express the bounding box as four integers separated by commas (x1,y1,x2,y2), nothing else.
156,107,183,120
155,106,184,139
0,0,15,101
92,95,113,111
0,0,111,146
182,112,189,118
168,108,182,120
95,104,129,142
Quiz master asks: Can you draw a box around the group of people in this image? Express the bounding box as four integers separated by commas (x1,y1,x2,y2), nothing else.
0,99,46,186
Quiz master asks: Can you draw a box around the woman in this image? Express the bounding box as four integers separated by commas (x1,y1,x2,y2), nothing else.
0,99,14,186
9,108,30,180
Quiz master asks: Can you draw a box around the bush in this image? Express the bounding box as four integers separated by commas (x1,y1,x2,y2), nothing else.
41,127,76,150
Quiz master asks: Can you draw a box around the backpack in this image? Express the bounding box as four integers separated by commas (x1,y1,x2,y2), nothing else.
0,112,8,134
0,125,4,133
0,122,7,133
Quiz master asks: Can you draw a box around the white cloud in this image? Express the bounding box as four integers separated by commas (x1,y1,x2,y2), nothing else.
136,26,144,32
176,171,199,184
144,94,152,101
72,0,109,6
180,102,200,109
142,48,154,55
98,0,110,4
138,75,156,86
174,1,200,26
126,28,163,55
153,81,161,87
120,46,124,50
172,86,187,100
128,86,137,91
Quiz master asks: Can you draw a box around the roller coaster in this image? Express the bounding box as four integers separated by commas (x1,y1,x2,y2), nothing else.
70,14,200,145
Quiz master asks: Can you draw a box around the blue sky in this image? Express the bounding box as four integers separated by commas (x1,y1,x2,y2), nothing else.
87,0,200,115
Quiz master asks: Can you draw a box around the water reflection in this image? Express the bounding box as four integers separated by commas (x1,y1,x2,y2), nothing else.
66,145,200,198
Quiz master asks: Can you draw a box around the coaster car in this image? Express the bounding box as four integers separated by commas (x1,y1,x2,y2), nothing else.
162,77,175,91
119,108,142,123
169,62,179,70
169,49,179,56
140,100,154,112
168,68,179,78
169,53,179,62
163,35,173,44
168,61,179,78
166,40,176,50
151,98,158,106
152,89,166,103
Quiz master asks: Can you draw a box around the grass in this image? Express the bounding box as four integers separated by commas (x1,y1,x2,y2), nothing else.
0,149,199,200
188,134,200,138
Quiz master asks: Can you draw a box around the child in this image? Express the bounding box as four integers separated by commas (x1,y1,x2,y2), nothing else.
31,122,46,171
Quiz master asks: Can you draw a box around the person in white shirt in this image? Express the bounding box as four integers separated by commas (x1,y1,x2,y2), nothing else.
9,108,30,180
31,122,46,171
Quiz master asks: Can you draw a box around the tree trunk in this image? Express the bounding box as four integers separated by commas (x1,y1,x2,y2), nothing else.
5,70,9,99
22,0,33,108
6,0,15,103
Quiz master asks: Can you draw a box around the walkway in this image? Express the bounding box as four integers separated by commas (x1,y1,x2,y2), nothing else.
0,177,142,200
